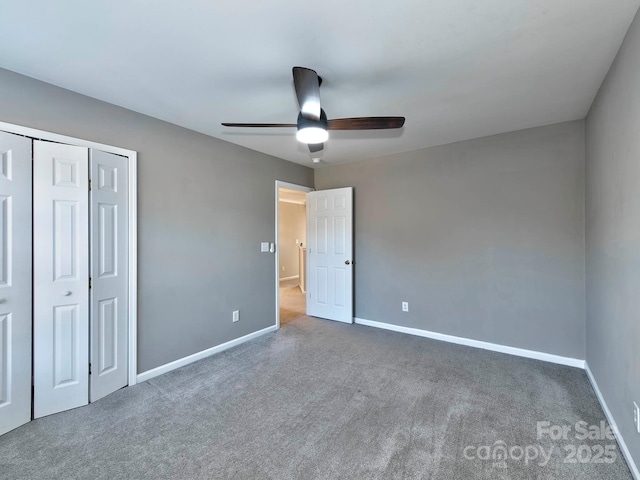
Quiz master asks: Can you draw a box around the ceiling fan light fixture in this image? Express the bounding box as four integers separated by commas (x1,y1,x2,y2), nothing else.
297,127,328,144
296,109,328,144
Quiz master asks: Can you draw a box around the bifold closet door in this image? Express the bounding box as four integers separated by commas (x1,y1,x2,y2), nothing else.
34,141,90,419
0,131,32,435
89,150,128,402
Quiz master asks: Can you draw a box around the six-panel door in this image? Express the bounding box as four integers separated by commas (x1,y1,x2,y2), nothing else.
0,132,32,435
33,141,90,418
307,188,353,323
90,150,128,402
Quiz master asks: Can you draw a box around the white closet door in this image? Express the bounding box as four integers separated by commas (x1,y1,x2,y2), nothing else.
0,132,32,435
89,150,128,402
34,141,89,418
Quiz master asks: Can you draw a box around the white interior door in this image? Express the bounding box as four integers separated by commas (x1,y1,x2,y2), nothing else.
306,187,353,323
0,132,32,435
89,150,128,402
34,141,89,418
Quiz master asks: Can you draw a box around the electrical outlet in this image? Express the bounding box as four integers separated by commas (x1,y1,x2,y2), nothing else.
634,402,640,433
233,310,240,323
402,302,409,312
282,266,285,271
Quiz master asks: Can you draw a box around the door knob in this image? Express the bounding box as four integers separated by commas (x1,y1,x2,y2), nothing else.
63,291,72,296
345,260,351,265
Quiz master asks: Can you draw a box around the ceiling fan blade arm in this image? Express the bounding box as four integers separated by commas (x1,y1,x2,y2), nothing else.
327,116,406,130
221,123,296,128
292,66,321,121
308,143,324,153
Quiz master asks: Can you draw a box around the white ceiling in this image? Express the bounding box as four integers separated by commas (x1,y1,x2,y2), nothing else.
1,1,638,167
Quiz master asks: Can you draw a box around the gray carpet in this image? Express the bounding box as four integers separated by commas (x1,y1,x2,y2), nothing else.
0,316,633,479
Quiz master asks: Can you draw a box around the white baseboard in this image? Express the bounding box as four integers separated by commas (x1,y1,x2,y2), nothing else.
353,318,638,477
353,318,585,369
279,275,299,282
585,363,639,480
137,325,277,383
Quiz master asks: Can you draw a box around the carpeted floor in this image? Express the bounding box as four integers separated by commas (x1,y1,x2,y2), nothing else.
0,316,633,479
279,277,306,325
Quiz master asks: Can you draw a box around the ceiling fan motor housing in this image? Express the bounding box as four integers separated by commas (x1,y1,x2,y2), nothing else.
296,109,329,143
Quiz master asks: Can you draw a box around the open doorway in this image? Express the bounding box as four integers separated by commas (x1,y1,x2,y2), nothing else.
275,181,313,328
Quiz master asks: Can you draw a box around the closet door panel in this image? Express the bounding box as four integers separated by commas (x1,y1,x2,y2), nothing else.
0,131,32,435
34,141,89,419
90,149,128,402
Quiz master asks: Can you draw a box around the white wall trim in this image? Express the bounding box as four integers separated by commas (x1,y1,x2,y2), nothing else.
0,120,138,387
128,153,138,385
279,275,299,282
354,318,586,369
585,363,640,480
275,180,314,330
137,325,277,383
0,121,137,157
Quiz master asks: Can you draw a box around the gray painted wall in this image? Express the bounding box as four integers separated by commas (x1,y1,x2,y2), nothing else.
278,201,306,280
585,8,640,469
316,121,586,359
0,68,314,373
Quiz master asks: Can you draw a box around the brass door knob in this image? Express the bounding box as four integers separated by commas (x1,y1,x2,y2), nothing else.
345,260,351,265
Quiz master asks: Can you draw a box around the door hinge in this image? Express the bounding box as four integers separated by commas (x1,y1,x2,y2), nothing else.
89,277,92,289
88,178,92,191
89,362,92,375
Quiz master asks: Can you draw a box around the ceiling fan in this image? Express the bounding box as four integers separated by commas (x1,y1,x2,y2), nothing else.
222,67,405,163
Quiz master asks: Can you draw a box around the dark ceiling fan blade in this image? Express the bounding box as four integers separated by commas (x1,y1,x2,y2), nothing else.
308,143,324,153
327,116,405,130
221,123,296,128
293,67,321,121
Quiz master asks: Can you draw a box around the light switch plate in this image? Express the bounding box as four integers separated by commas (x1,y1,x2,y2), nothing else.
261,242,269,252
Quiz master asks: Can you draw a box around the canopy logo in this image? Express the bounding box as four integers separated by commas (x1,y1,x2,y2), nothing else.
463,441,553,469
463,420,618,469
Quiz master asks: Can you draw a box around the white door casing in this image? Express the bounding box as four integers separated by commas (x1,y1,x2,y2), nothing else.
0,132,32,435
306,187,353,323
89,150,128,402
34,141,90,418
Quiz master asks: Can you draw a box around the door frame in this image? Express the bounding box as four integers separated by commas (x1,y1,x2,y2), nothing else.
0,120,139,386
275,180,313,329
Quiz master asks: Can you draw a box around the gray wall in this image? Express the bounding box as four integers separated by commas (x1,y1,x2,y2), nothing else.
316,121,586,359
585,8,640,468
0,68,314,373
278,201,306,280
